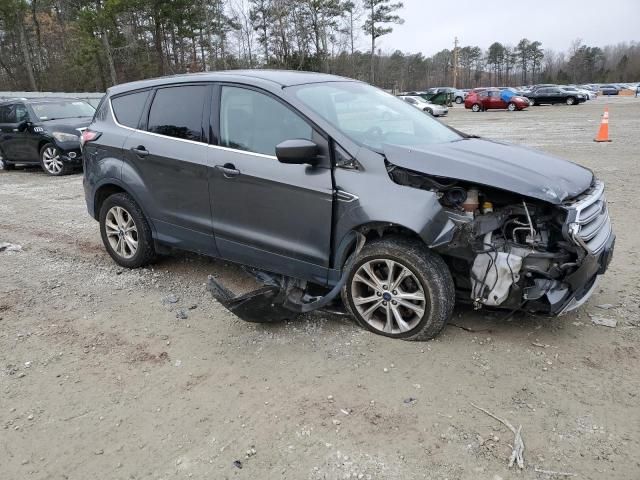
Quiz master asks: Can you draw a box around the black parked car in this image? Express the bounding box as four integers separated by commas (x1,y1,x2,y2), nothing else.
525,87,586,105
0,97,95,175
82,71,614,341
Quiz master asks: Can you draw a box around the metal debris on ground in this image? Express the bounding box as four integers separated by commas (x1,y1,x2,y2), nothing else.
595,304,614,310
175,309,188,320
534,467,577,477
232,460,243,469
0,242,22,252
470,403,525,469
589,315,617,328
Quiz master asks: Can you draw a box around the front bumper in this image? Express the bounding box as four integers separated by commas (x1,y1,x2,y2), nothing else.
60,150,83,165
56,140,83,165
555,233,615,314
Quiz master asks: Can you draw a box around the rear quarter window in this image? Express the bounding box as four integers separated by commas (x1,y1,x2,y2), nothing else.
111,90,150,128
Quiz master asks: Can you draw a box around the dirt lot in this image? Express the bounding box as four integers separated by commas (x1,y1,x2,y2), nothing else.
1,97,639,480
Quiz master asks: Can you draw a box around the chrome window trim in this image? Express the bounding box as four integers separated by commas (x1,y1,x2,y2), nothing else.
108,97,278,161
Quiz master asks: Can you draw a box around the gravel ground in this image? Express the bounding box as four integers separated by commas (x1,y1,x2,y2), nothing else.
1,96,639,480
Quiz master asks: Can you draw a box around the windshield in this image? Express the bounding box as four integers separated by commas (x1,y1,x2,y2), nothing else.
290,82,461,151
31,100,95,121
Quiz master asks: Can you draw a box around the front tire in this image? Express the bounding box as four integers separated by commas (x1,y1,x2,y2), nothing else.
455,96,463,104
507,102,517,111
566,96,576,105
471,103,481,112
99,192,156,268
40,143,72,176
424,108,433,116
342,237,455,341
0,147,15,170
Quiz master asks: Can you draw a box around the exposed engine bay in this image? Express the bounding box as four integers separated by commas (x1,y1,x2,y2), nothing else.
387,162,614,314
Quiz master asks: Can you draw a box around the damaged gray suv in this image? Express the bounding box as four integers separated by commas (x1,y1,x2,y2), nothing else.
82,71,614,340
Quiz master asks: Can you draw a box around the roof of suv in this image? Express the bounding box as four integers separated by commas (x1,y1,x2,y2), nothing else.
108,70,355,96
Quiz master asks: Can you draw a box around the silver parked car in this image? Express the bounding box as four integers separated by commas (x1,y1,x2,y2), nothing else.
398,95,448,116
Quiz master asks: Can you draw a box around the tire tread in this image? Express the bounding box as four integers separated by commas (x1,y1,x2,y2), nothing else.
342,236,455,341
99,192,156,268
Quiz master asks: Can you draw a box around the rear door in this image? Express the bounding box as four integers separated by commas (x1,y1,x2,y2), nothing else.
120,84,218,256
208,84,334,283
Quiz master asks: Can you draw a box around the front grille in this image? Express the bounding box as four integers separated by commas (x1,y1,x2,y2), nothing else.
563,181,613,254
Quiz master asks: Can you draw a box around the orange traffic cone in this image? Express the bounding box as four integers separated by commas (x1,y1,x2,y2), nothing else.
594,107,611,142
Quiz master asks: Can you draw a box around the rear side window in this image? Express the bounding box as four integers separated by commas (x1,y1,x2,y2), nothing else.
147,86,207,142
111,91,149,128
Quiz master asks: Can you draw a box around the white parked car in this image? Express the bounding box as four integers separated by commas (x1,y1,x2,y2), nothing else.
398,95,448,117
566,85,597,100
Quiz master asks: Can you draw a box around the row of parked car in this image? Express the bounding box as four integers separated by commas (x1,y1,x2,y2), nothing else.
400,81,639,113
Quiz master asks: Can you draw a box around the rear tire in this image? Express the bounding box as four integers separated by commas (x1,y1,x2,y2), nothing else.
99,192,156,268
455,96,463,104
528,98,536,106
40,143,73,176
341,237,455,341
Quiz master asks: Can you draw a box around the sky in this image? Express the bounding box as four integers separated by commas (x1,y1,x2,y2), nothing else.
367,0,640,56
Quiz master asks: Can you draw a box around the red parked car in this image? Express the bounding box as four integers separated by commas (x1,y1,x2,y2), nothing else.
465,89,529,112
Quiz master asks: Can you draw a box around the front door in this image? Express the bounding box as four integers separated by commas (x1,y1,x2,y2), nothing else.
208,85,334,284
0,103,32,161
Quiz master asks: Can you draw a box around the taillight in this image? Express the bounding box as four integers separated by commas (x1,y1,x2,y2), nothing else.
80,129,101,148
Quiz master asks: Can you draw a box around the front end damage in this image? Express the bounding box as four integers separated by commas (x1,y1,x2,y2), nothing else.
388,164,615,315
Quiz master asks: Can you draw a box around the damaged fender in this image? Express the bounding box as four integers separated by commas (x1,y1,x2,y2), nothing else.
208,232,366,322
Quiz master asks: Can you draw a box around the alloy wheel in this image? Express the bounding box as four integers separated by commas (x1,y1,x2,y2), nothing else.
472,104,480,112
351,259,427,335
105,206,138,259
42,146,63,174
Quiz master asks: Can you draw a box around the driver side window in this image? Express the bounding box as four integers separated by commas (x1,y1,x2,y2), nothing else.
15,104,29,122
220,86,312,157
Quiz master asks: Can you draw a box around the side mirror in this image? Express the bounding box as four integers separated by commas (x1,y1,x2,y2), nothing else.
276,139,319,166
17,120,31,132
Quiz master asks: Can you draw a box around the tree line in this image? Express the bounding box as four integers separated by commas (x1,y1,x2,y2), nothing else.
1,0,638,93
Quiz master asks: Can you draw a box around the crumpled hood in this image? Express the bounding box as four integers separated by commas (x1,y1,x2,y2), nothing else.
384,138,593,204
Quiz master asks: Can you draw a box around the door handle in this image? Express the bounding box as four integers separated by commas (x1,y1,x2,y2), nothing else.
215,163,240,178
131,145,149,157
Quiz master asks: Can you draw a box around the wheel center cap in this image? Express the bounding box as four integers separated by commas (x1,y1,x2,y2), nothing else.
382,292,392,301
